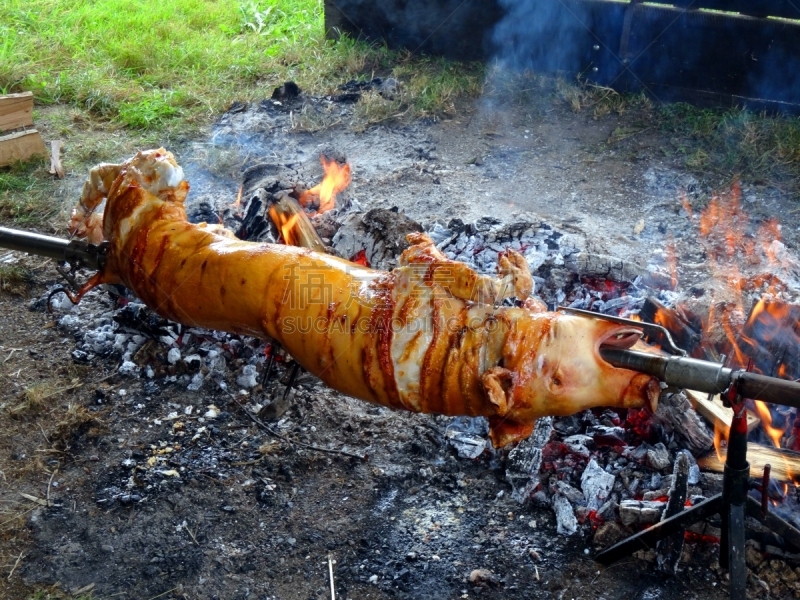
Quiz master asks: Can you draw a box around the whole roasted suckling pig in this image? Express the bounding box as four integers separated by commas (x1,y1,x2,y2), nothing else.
67,149,659,447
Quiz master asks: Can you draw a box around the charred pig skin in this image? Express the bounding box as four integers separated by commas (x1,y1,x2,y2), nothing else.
67,149,659,447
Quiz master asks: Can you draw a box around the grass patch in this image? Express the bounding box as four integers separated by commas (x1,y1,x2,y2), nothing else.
0,264,33,296
0,0,484,134
658,104,800,190
9,381,62,416
546,76,800,194
0,158,59,226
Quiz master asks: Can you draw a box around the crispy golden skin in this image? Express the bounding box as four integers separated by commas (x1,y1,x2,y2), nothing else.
68,149,659,447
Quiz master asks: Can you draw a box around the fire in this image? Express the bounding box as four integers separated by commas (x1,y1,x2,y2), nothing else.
278,213,300,246
665,239,678,290
231,185,243,212
754,400,785,448
656,181,800,457
713,421,725,462
299,155,352,215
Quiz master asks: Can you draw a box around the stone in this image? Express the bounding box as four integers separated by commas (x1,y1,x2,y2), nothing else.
593,522,628,548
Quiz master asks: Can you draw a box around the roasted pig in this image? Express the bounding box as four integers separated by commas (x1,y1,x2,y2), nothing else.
67,149,659,447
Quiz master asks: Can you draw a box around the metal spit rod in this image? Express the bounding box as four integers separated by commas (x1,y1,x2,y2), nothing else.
0,226,105,270
600,347,800,408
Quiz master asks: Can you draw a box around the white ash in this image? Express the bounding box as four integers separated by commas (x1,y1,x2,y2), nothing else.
552,494,578,536
619,500,667,527
505,417,553,503
431,217,567,278
646,443,672,471
236,364,259,389
118,361,139,377
445,417,489,460
581,458,615,510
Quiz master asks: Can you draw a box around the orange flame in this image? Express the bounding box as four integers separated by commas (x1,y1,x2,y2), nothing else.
683,181,800,449
754,400,785,448
231,185,243,212
680,193,694,219
713,421,725,462
300,156,352,215
278,214,299,246
665,239,678,290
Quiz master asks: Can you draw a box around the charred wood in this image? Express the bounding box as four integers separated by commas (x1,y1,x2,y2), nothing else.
332,208,423,270
619,500,667,527
506,417,554,504
640,297,702,354
653,391,714,455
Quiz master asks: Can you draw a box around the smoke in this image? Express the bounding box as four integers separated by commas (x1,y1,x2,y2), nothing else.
490,0,593,76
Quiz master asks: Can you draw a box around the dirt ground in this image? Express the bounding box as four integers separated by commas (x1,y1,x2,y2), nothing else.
2,93,799,600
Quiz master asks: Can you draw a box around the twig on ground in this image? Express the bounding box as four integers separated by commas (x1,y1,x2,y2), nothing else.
7,551,24,581
19,492,50,507
46,467,58,504
329,554,336,600
38,422,50,445
0,506,36,529
231,455,268,467
225,390,366,460
184,522,199,545
145,586,179,600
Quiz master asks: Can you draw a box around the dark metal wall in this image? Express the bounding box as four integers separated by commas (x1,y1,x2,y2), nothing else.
324,0,800,111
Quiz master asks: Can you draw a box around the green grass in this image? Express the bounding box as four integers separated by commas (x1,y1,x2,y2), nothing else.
0,0,485,134
0,158,59,225
0,264,33,295
658,104,800,190
0,0,343,129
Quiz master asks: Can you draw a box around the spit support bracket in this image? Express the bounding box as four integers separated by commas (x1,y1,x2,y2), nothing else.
557,306,687,356
594,371,800,600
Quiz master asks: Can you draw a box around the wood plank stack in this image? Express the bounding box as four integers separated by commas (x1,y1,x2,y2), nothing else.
0,92,47,167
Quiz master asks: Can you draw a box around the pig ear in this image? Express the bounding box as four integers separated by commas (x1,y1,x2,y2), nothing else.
488,417,535,448
481,367,515,416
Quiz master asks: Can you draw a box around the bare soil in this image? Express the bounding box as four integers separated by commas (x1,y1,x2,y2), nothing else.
2,95,799,600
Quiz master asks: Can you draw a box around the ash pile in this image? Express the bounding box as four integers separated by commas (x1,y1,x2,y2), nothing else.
34,157,800,594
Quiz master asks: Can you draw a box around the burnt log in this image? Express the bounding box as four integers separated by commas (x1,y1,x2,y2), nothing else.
653,391,714,455
639,297,702,355
331,208,423,270
506,417,554,504
619,500,666,527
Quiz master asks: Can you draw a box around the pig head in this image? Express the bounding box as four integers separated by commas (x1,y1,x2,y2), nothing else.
482,312,660,447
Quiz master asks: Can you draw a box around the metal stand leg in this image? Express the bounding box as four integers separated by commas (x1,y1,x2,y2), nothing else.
595,394,800,600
